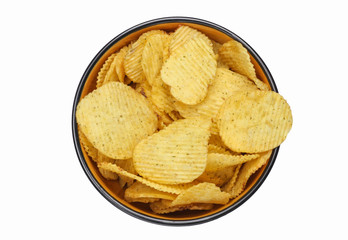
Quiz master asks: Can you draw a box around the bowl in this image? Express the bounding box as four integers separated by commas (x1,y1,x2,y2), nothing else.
72,16,279,226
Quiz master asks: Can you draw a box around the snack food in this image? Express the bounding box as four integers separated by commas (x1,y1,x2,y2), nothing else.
76,25,292,215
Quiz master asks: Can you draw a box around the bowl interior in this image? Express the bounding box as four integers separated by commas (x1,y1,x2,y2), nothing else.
76,20,274,223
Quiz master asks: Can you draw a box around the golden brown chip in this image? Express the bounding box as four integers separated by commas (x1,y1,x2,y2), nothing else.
76,82,158,159
114,45,129,83
218,40,271,91
115,159,137,188
150,199,214,214
141,33,169,86
98,166,118,180
197,165,236,187
161,37,217,105
217,90,293,153
78,128,98,162
171,182,230,206
149,77,176,114
221,164,242,192
219,39,257,80
133,117,211,184
169,25,212,54
124,182,177,203
96,53,117,88
206,153,259,172
98,162,195,194
226,151,272,198
174,68,258,120
124,30,166,83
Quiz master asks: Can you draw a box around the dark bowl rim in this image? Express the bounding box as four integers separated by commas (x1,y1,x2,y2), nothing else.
72,16,279,226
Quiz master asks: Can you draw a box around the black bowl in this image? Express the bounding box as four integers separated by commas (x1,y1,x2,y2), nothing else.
72,16,278,226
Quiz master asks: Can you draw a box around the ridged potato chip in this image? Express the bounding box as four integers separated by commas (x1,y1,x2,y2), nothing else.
124,30,166,83
96,45,129,88
98,162,194,194
141,33,169,86
169,25,212,53
161,37,217,105
197,165,236,187
115,158,137,188
226,151,272,198
171,182,230,206
150,199,213,214
217,90,292,153
96,53,117,88
149,76,176,114
222,164,242,193
174,68,258,120
133,118,211,184
218,39,270,90
78,128,98,162
206,153,259,172
219,39,257,80
76,82,158,159
124,182,177,203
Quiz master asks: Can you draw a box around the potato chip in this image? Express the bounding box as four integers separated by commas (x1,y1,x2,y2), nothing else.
96,46,129,88
174,68,258,120
171,182,230,206
141,33,169,86
149,79,176,114
114,45,129,83
78,128,98,162
207,144,230,154
205,153,259,172
161,37,217,105
217,90,293,153
124,30,166,83
133,117,211,184
150,199,213,214
76,82,158,159
115,158,136,188
197,165,236,187
98,162,194,194
98,166,118,180
96,53,117,88
226,151,272,198
219,39,257,80
169,25,212,53
218,39,271,91
221,164,242,192
124,182,177,203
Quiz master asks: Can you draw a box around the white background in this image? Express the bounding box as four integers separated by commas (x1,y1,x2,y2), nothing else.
1,0,347,239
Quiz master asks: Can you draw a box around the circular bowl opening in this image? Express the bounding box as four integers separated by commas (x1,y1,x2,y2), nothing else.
72,16,278,226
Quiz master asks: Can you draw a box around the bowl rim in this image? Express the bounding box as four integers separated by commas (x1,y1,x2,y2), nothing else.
72,16,279,226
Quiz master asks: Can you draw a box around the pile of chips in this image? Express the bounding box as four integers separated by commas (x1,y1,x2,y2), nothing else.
76,26,293,214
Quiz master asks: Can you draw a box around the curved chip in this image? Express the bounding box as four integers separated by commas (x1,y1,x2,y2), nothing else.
96,53,117,88
78,128,98,162
124,181,177,203
150,199,213,214
98,162,194,194
124,30,166,83
171,182,231,206
133,118,211,184
141,33,169,86
222,164,242,193
174,68,258,120
226,151,272,198
206,153,259,172
169,25,212,53
76,82,158,159
161,37,217,105
217,90,293,153
219,39,257,80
